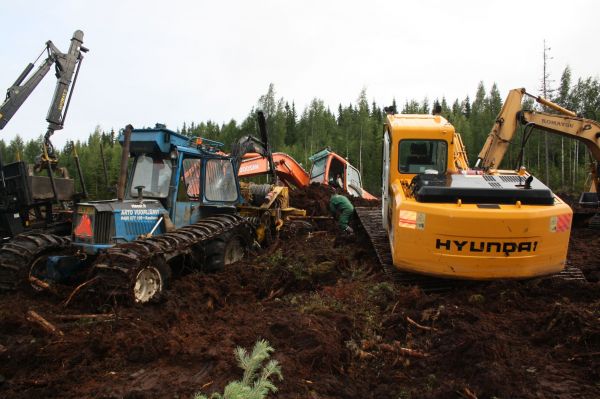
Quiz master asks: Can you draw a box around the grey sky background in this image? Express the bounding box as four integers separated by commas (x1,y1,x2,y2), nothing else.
0,0,598,148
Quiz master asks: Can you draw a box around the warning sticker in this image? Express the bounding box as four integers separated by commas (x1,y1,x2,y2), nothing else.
399,210,417,229
550,214,571,233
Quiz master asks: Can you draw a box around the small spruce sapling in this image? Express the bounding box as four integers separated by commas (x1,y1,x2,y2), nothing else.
195,339,283,399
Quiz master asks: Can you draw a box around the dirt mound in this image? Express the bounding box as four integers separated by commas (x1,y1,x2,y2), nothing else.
0,223,598,398
289,183,336,216
289,183,379,217
569,227,600,281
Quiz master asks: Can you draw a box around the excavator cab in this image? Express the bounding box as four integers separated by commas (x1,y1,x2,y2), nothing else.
309,148,375,199
379,113,572,280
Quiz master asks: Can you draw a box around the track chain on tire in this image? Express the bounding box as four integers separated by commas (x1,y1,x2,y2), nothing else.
0,233,71,290
93,214,250,302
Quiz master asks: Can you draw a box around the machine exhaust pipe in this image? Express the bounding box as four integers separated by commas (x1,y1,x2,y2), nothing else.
117,124,133,201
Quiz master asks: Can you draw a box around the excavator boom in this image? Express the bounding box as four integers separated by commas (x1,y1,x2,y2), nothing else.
476,88,600,170
475,87,600,198
239,152,310,188
0,30,87,157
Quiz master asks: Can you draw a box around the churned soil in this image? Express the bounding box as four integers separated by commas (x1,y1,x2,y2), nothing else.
0,186,598,399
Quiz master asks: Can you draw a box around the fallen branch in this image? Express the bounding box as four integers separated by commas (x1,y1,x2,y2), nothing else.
308,231,328,236
378,342,428,358
458,387,478,399
62,276,98,307
28,276,60,295
569,351,600,360
55,313,115,321
26,310,63,336
406,316,438,332
263,287,285,302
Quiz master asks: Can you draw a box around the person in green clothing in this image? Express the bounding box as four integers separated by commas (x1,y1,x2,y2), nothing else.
329,194,355,234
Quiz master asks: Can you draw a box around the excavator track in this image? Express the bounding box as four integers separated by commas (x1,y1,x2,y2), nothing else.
355,207,586,292
93,214,250,303
355,207,467,292
0,232,71,290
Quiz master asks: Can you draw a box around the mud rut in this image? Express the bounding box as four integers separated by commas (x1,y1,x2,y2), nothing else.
0,185,598,399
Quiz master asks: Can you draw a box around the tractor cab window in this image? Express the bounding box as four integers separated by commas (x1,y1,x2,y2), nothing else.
205,159,238,202
398,140,447,174
182,158,201,200
130,154,172,198
310,157,327,183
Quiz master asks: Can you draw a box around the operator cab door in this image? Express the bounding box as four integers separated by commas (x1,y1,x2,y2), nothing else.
173,157,202,228
382,129,391,231
327,156,346,190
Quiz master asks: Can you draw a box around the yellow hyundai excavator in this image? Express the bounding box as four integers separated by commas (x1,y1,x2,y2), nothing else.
357,90,597,280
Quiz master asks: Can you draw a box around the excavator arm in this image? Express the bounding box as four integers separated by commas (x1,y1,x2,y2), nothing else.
475,87,600,196
475,88,584,170
238,152,310,188
0,30,87,159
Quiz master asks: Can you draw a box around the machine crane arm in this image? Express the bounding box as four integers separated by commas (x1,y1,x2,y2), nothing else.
0,30,87,159
476,87,600,170
475,87,600,197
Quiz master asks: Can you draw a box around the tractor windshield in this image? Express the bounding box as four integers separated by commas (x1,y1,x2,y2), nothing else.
130,154,172,198
205,159,238,202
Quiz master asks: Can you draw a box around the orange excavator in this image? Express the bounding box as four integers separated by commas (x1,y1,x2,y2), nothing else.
238,152,310,188
237,146,376,200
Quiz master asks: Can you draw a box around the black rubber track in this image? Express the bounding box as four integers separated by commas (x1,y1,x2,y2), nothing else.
0,233,71,290
92,214,251,303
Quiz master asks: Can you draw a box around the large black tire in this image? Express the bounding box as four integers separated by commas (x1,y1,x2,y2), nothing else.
204,231,247,273
0,233,71,291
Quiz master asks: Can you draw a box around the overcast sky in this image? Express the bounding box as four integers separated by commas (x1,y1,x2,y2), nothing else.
1,0,598,148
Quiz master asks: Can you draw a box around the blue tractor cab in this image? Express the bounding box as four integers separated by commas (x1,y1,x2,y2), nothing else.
71,124,243,255
31,124,252,304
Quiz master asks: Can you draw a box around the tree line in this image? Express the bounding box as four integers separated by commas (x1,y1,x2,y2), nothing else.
1,67,598,199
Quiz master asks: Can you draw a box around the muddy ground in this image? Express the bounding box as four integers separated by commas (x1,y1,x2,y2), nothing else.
0,186,598,399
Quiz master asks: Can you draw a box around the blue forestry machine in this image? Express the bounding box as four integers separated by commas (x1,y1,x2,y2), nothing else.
0,112,301,303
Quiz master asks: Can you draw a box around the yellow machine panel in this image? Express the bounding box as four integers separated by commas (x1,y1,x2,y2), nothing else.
381,114,572,280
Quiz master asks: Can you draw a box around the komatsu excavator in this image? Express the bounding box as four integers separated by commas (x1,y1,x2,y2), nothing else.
476,88,600,227
358,93,587,280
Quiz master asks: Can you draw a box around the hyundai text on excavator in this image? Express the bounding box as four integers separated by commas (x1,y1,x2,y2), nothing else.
0,30,88,242
358,92,587,280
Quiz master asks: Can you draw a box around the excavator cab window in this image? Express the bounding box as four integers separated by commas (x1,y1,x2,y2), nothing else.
399,140,447,174
310,157,328,183
328,157,345,188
